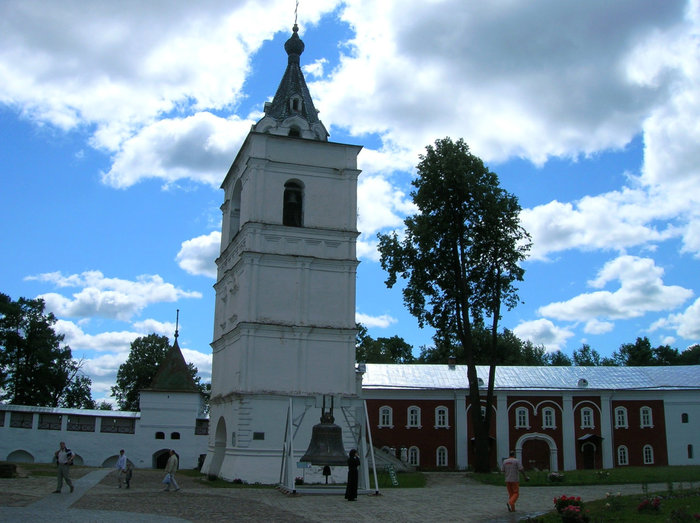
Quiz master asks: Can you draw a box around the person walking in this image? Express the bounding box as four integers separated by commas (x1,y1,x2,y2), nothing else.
163,449,180,492
501,450,529,512
344,449,360,501
53,441,74,493
116,449,127,488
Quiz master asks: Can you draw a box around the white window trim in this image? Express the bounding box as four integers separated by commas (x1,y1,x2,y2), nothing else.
640,406,654,428
580,407,595,429
406,406,422,429
643,444,654,464
378,406,394,429
614,407,628,429
436,446,448,467
542,407,557,429
434,406,450,429
408,446,420,466
617,445,629,466
515,407,530,429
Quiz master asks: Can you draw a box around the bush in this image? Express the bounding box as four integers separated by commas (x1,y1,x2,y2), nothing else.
549,472,565,482
637,496,662,512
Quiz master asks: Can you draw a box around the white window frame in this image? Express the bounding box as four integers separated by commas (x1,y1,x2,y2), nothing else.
617,445,629,466
515,407,530,429
436,446,448,467
615,407,628,429
406,406,422,429
434,406,449,429
640,406,653,428
580,407,594,429
378,406,393,428
408,446,420,466
542,407,556,429
643,444,654,464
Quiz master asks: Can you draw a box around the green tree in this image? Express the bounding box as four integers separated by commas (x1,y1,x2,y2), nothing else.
378,138,531,472
111,333,202,411
678,344,700,365
0,293,92,407
573,344,602,366
548,351,573,366
356,324,415,363
612,337,656,366
651,344,680,365
96,400,114,410
60,373,96,409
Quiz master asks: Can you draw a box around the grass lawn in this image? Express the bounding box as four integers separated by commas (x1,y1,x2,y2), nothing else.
369,471,427,489
471,465,700,487
523,487,700,522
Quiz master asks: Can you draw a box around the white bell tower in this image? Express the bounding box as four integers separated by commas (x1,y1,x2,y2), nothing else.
202,24,363,483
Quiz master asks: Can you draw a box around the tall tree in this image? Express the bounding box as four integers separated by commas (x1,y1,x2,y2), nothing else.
572,344,602,366
548,351,573,366
678,344,700,365
356,324,415,363
0,293,91,407
111,333,202,411
378,138,531,472
612,337,656,366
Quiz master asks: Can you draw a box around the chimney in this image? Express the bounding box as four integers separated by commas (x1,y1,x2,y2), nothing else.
448,356,456,369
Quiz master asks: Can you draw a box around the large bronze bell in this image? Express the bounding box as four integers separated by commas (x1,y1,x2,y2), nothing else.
299,397,348,466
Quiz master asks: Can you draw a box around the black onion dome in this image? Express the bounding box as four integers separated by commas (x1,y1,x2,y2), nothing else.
284,24,305,60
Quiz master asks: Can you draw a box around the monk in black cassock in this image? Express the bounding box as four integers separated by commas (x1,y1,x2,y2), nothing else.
344,448,360,501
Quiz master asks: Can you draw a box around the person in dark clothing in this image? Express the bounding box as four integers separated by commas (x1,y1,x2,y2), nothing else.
344,449,360,501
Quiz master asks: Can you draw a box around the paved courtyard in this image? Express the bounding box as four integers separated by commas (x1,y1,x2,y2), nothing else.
0,468,656,522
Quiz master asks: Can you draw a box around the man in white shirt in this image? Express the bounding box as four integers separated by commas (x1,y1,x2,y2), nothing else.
116,449,128,488
501,450,529,512
53,441,74,493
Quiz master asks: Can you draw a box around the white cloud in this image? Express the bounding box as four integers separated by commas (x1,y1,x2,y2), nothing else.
512,319,574,351
102,113,251,189
538,255,693,321
355,312,397,328
584,319,615,335
650,296,700,340
176,231,220,278
27,270,201,320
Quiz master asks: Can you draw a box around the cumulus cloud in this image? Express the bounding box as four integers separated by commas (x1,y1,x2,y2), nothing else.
0,0,339,150
512,319,574,351
355,312,398,328
27,270,201,320
650,296,700,340
176,231,220,278
538,255,693,321
102,113,251,189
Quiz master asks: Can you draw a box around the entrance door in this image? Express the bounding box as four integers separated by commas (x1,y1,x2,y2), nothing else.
522,438,550,471
582,442,595,469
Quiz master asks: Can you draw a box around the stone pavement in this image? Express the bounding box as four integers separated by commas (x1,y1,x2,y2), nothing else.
0,468,657,522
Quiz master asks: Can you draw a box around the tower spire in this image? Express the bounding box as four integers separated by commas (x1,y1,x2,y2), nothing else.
174,309,179,340
251,18,329,141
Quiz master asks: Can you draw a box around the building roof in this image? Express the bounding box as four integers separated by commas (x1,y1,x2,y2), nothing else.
146,337,199,393
362,364,700,391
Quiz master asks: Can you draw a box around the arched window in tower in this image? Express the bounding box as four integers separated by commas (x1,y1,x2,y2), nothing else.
283,181,303,226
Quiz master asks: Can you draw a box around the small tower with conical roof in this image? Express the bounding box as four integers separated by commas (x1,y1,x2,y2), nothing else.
203,24,362,483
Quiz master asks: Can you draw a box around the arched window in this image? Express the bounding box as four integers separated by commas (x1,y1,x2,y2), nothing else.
408,446,420,466
155,431,165,439
407,406,421,428
681,413,689,423
515,407,529,429
283,181,303,227
171,432,180,440
542,407,556,429
434,406,449,428
436,446,448,467
640,407,653,428
643,444,654,465
614,407,628,429
617,445,629,466
580,407,594,429
378,406,393,428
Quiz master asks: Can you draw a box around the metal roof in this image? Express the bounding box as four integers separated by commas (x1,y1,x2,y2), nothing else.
362,364,700,391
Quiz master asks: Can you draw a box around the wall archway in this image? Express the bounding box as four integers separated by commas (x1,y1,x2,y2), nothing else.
6,450,34,463
515,432,558,472
207,416,227,478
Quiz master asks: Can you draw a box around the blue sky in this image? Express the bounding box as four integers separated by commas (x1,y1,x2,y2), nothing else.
1,1,699,403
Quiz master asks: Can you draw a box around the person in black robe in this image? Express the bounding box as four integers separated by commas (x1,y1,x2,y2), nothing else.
344,448,360,501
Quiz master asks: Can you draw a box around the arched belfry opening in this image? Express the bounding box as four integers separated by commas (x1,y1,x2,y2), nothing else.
283,181,303,226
